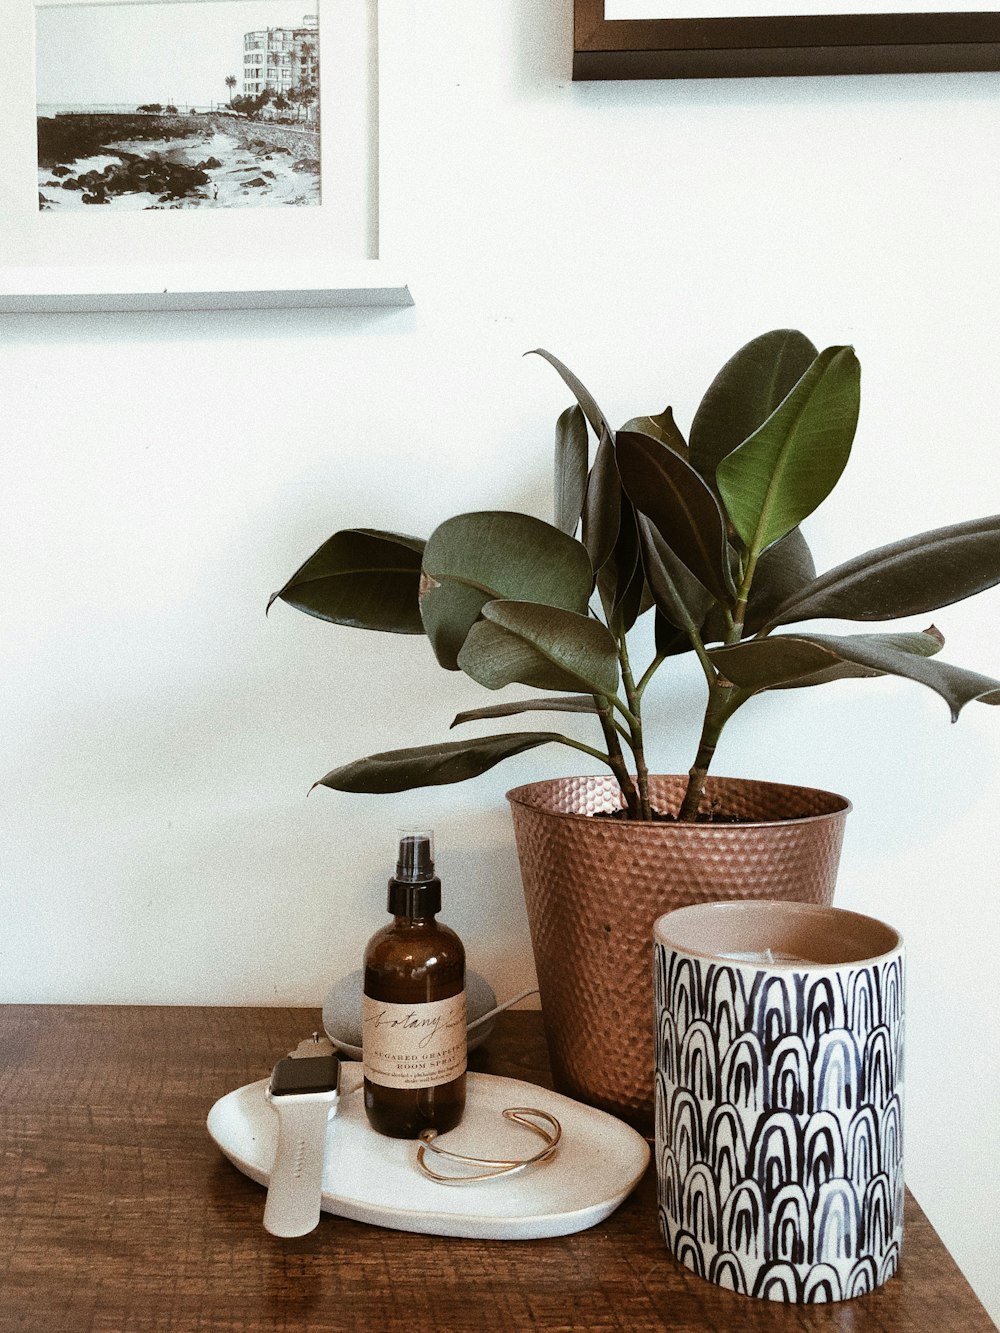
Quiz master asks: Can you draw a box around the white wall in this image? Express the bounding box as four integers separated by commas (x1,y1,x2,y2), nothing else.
2,0,998,1317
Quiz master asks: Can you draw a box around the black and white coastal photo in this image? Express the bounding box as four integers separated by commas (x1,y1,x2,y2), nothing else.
36,1,322,211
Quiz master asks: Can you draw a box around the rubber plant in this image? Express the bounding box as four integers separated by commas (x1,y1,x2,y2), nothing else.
270,329,1000,821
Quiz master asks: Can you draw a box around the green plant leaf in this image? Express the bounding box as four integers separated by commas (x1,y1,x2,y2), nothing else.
597,501,646,636
616,429,735,604
555,404,589,536
268,528,425,633
714,623,949,687
582,431,622,574
655,610,694,658
457,600,620,696
711,634,841,689
701,528,816,646
716,346,861,558
743,527,817,632
420,512,593,670
458,621,586,692
762,514,1000,630
805,632,1000,718
527,348,611,441
689,329,818,480
451,696,599,727
710,629,1000,719
620,406,687,454
314,732,569,794
635,514,713,635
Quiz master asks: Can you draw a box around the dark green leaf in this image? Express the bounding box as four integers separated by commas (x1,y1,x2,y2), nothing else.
716,346,860,558
689,329,818,480
635,514,713,635
597,501,645,636
582,431,622,574
763,514,1000,630
711,628,943,690
711,635,842,690
420,511,593,669
710,629,1000,720
451,696,599,727
419,580,487,671
754,628,945,690
268,528,425,633
805,632,1000,719
555,405,589,536
526,348,611,441
458,620,586,693
314,732,568,794
697,608,727,647
616,429,735,604
655,611,693,658
701,527,817,645
620,406,687,454
458,600,620,696
744,527,817,632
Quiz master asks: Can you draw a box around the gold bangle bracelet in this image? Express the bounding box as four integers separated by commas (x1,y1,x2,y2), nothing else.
416,1108,561,1185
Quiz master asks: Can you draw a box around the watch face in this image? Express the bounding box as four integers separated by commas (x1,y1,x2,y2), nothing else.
269,1053,341,1097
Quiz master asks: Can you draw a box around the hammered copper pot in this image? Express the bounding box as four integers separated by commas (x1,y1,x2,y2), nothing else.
507,774,850,1134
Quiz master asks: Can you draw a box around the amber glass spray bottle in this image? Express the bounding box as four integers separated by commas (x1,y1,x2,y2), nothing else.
362,830,467,1138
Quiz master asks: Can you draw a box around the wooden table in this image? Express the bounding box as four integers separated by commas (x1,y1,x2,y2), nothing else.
0,1006,994,1332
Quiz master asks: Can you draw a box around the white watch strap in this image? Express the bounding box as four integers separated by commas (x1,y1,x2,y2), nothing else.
263,1100,331,1237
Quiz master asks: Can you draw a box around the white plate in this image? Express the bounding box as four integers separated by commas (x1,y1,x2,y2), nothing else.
207,1066,650,1240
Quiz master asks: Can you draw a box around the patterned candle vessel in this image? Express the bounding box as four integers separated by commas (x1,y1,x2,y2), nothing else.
653,900,904,1304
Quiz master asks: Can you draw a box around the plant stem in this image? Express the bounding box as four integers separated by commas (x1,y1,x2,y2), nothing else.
635,651,666,699
611,716,633,743
728,549,762,646
677,552,760,819
608,694,640,731
594,696,640,818
678,679,746,820
686,626,716,686
554,733,629,769
618,636,651,820
681,669,750,820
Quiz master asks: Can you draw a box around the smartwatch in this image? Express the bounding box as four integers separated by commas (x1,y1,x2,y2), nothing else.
263,1040,341,1238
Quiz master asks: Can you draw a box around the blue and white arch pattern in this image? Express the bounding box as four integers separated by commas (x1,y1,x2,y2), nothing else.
654,944,904,1303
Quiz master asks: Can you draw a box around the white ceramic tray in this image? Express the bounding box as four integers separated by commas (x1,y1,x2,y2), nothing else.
207,1065,650,1240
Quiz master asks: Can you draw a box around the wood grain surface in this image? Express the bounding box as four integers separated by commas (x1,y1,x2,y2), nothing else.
0,1005,994,1332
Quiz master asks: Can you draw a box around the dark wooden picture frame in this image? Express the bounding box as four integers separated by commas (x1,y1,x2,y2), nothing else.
574,0,1000,78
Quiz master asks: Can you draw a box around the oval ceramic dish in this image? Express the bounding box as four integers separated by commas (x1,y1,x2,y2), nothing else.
207,1064,650,1240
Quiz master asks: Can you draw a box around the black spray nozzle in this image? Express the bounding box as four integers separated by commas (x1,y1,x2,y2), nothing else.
395,830,435,883
389,829,440,917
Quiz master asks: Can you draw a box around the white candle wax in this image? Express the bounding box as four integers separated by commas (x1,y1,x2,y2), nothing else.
717,948,815,965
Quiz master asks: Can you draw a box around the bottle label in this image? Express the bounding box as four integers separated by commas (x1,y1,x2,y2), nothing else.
362,991,467,1089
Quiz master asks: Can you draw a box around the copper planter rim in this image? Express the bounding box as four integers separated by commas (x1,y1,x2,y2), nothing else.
506,774,852,829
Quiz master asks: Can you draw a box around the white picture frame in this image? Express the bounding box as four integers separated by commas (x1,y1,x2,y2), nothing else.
1,0,412,312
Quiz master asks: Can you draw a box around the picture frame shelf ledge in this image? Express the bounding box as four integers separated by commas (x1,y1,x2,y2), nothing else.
0,261,414,314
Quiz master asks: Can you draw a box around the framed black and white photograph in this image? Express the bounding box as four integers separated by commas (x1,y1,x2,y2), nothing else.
36,1,322,212
574,0,1000,79
2,0,411,311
